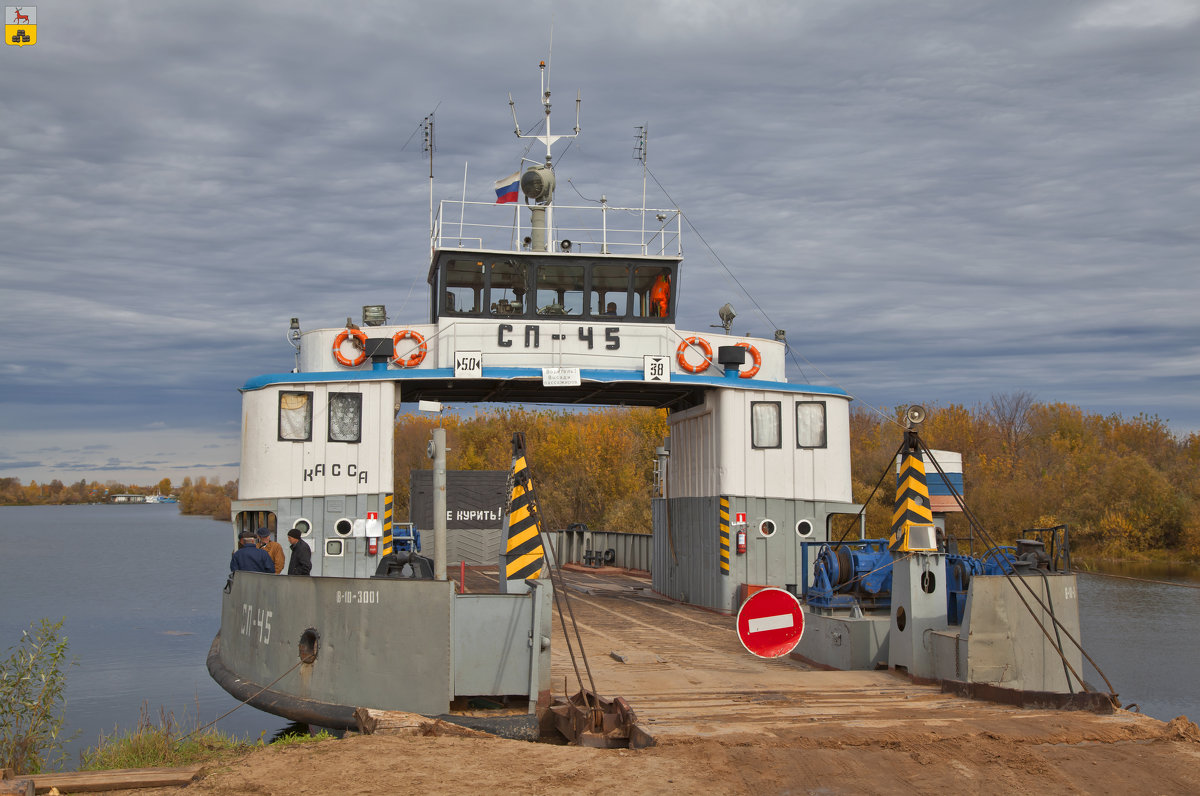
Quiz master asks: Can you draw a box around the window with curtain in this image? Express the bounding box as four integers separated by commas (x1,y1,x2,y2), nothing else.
329,393,362,443
751,401,781,449
796,401,827,448
279,392,312,441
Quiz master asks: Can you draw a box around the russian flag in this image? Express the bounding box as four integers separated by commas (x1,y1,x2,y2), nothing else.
494,172,520,204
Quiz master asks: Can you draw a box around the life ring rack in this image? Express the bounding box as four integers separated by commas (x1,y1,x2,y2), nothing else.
332,328,368,368
735,342,761,379
675,336,713,374
392,329,427,368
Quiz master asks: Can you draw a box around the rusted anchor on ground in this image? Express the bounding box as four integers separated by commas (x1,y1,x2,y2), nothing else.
548,689,655,749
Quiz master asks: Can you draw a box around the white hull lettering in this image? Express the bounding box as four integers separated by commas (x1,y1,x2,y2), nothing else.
335,589,380,605
239,603,273,645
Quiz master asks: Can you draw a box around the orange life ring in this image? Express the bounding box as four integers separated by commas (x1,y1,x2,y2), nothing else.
391,330,427,368
735,342,761,379
676,336,713,374
332,328,368,367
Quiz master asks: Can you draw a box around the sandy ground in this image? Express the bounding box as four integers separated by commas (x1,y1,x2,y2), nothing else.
110,568,1200,794
110,713,1200,796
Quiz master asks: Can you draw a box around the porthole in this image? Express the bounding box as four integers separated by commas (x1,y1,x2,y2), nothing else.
298,628,319,664
334,518,354,537
325,539,344,557
759,519,776,537
292,518,312,538
796,520,814,538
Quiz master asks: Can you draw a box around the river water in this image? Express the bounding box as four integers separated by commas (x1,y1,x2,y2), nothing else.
0,505,285,766
1,504,1197,769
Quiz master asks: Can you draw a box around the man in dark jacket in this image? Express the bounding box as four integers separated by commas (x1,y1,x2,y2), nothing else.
231,531,275,572
287,528,312,576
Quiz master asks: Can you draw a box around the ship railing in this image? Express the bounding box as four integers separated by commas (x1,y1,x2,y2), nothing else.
434,200,683,257
545,526,652,572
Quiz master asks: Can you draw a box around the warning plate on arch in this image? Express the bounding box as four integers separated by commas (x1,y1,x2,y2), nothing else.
736,587,805,658
542,367,581,387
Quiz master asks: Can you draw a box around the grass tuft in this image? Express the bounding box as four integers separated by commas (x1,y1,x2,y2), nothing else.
80,703,249,770
80,703,339,771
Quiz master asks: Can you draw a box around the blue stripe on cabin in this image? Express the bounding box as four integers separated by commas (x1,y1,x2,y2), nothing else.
242,368,850,396
925,473,964,495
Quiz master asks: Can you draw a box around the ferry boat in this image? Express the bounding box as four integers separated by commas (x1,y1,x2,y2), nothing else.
208,64,1096,739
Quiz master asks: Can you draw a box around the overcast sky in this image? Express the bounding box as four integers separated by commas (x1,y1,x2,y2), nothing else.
2,0,1198,486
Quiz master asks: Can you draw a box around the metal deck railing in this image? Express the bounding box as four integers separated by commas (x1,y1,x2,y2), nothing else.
434,200,683,257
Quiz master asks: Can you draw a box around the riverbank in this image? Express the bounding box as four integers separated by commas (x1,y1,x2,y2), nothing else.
99,711,1200,796
1071,553,1200,573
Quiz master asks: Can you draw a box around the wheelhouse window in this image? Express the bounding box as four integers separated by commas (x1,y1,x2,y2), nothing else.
279,391,313,441
430,254,677,321
328,393,362,443
536,263,584,316
488,258,528,316
796,401,827,448
441,259,484,316
590,263,630,317
750,401,781,449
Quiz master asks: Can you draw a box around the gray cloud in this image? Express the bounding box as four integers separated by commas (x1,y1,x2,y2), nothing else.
2,0,1198,484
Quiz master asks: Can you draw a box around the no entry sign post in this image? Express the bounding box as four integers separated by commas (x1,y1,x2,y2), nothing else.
736,587,805,658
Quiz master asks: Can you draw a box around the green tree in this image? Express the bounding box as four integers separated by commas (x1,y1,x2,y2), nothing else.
0,618,77,774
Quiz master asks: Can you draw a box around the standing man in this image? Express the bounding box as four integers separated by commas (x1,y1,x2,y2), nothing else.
231,531,274,573
257,528,285,574
287,528,312,576
650,269,671,316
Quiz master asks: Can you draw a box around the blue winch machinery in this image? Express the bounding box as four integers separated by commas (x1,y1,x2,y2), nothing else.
805,539,1053,625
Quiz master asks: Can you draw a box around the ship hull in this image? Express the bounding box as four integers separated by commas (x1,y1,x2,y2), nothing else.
209,571,552,737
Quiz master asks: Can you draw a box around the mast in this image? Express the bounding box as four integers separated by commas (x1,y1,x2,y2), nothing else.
508,61,580,251
424,113,435,256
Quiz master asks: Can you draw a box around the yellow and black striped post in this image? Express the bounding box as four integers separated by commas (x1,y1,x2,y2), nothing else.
380,493,394,556
889,431,935,552
719,497,731,575
501,433,546,591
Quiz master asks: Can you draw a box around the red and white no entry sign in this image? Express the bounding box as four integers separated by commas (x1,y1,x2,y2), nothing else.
736,587,805,658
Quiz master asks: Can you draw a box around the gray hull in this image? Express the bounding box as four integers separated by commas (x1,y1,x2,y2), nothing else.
210,571,552,735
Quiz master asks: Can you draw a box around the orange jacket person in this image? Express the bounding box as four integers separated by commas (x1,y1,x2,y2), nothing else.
650,270,671,316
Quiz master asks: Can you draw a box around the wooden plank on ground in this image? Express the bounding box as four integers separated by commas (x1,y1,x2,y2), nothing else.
0,778,34,796
28,765,203,794
354,708,493,739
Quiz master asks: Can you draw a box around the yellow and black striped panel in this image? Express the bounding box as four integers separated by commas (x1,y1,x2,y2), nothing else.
381,494,394,556
719,496,730,574
891,452,933,536
504,444,544,581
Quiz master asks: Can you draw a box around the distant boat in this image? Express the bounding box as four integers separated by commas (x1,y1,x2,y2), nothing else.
109,493,178,504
